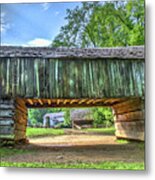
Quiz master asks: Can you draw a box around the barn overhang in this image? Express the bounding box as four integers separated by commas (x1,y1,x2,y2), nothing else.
0,46,145,143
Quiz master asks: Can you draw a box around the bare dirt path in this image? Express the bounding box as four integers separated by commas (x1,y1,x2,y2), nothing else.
2,134,144,164
30,134,118,147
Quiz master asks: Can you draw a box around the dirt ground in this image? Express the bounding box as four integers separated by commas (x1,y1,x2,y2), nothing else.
2,133,144,164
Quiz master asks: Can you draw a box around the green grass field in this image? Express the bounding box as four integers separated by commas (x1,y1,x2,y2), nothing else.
0,145,145,170
84,127,115,135
1,128,144,170
0,147,144,170
26,127,64,138
1,161,144,170
26,127,115,138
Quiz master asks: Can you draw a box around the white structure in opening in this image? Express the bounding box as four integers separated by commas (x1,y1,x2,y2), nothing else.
43,112,65,127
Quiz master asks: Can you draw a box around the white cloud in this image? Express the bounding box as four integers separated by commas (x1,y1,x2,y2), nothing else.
0,12,10,33
41,3,50,11
27,38,51,47
55,11,60,16
1,38,51,47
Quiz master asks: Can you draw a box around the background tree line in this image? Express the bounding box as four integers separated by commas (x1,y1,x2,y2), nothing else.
52,0,144,48
28,107,113,128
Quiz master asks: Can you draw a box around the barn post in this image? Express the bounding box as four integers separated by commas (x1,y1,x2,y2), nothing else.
14,97,28,142
112,97,144,141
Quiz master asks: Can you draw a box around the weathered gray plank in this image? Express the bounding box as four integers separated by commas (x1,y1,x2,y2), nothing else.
0,103,14,109
0,120,14,126
0,46,144,99
0,126,14,135
0,109,14,117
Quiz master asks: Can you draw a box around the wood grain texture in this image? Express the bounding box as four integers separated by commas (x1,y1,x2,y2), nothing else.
113,98,145,141
0,58,144,99
14,98,28,141
115,130,144,141
114,111,144,122
0,99,15,137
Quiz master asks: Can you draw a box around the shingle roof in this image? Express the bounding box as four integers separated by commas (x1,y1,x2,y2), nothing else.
0,46,144,59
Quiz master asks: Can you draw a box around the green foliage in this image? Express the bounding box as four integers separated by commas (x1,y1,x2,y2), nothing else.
1,161,144,170
63,108,71,126
52,0,144,48
92,107,114,127
26,128,64,138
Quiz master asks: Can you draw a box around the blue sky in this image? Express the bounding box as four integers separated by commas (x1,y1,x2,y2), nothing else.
1,2,81,46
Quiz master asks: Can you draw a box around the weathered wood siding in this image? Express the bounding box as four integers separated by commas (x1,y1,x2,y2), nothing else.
0,98,27,141
113,98,144,141
0,99,15,139
0,46,145,142
0,58,144,99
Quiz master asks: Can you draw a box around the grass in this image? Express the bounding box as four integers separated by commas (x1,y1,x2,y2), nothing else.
26,127,64,138
138,142,145,150
116,139,130,144
116,140,145,148
26,127,115,138
0,146,145,170
1,161,144,170
84,127,115,135
0,147,30,158
0,131,144,170
1,127,144,170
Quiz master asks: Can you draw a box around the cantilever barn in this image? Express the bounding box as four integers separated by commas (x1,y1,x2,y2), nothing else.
0,46,145,142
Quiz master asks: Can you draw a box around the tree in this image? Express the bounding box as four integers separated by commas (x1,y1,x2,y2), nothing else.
52,0,144,48
63,108,71,127
92,107,114,128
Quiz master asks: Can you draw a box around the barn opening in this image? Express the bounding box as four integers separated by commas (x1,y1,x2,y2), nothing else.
0,96,143,146
0,96,144,145
24,98,115,146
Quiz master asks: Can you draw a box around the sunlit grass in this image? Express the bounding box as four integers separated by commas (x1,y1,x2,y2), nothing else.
26,127,64,138
84,127,115,135
26,127,115,138
1,161,144,170
116,139,130,144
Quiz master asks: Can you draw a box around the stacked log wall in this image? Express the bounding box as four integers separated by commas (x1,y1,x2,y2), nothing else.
0,98,27,142
113,98,144,141
0,99,15,139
